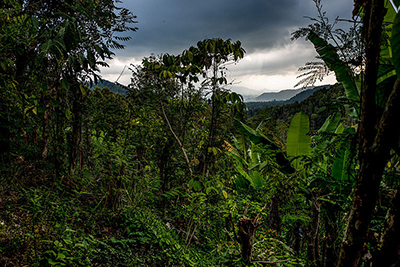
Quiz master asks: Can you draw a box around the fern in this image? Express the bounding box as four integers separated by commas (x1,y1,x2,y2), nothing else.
294,62,331,88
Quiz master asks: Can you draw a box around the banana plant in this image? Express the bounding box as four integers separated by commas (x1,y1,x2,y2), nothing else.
286,112,311,170
226,120,294,190
307,32,360,104
225,129,267,190
233,120,295,175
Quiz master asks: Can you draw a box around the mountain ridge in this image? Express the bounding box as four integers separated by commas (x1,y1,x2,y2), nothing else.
245,84,331,111
249,84,331,102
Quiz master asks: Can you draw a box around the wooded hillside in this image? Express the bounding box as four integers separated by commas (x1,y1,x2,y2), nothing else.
1,0,400,266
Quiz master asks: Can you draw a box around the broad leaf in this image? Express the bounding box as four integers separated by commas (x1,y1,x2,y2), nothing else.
308,32,359,102
332,129,355,182
234,120,294,174
318,112,341,133
392,11,400,80
286,112,311,169
234,120,279,150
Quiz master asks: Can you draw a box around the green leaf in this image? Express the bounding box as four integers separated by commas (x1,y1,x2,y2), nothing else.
47,258,58,265
87,49,96,68
56,252,66,260
286,112,311,169
31,15,39,29
308,33,359,102
335,123,344,134
234,120,279,150
42,39,52,53
61,79,69,90
80,85,86,96
248,170,265,189
332,137,354,182
392,12,400,80
234,120,294,174
65,108,72,120
318,112,341,133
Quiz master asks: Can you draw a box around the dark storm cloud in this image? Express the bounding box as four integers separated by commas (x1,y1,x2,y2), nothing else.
102,0,353,90
116,0,351,58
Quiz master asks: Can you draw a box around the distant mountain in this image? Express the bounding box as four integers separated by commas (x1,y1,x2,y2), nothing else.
247,83,345,129
230,86,262,101
91,79,127,95
230,86,260,96
245,85,330,110
253,88,303,102
284,85,330,104
250,84,330,102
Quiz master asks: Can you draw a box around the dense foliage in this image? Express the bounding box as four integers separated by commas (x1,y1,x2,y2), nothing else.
1,0,400,266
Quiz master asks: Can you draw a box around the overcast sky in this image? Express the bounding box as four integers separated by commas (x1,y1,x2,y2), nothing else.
99,0,354,93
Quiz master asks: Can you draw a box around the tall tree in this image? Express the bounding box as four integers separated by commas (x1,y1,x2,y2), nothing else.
293,0,400,265
0,0,137,177
337,1,400,265
192,38,246,176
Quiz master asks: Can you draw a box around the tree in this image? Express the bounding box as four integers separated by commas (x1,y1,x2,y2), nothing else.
293,0,400,265
0,0,137,177
191,38,246,176
137,38,246,182
337,1,400,265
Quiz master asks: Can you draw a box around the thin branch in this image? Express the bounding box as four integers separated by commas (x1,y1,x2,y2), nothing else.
224,228,236,243
185,211,205,249
160,100,193,177
111,64,127,90
254,203,268,223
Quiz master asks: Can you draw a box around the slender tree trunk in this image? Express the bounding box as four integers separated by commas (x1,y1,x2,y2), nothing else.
70,82,83,174
160,100,193,177
338,82,400,266
373,181,400,266
0,95,11,166
323,210,338,267
337,1,395,265
307,198,321,266
268,193,281,232
199,58,220,176
200,92,219,176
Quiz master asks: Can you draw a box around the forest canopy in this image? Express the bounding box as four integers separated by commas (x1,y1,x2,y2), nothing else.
1,0,400,266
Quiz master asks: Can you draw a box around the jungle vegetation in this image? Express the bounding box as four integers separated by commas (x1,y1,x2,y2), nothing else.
1,0,400,266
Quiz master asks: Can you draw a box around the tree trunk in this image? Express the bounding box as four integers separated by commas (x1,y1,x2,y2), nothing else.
337,1,400,266
338,79,400,266
237,204,266,264
373,182,400,266
0,96,11,166
70,82,83,174
237,216,258,264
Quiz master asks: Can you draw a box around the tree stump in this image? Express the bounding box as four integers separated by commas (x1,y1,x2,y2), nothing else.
237,215,261,263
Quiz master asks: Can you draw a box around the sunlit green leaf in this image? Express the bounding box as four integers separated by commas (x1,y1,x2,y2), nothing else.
286,112,311,169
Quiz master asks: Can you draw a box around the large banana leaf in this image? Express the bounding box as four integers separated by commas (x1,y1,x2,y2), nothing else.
308,33,359,102
318,112,342,133
332,144,352,182
234,120,279,150
392,10,400,80
313,112,342,155
286,112,311,169
234,120,295,174
380,1,398,59
332,128,355,182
